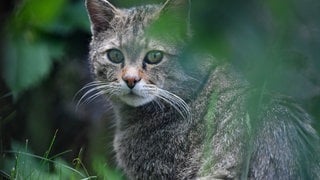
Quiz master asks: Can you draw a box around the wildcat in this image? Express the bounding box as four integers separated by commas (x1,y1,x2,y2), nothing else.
84,0,320,179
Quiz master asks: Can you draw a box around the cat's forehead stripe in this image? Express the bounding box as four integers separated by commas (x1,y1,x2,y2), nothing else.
122,5,159,37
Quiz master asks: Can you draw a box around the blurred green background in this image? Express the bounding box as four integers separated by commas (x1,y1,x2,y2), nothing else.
1,0,320,179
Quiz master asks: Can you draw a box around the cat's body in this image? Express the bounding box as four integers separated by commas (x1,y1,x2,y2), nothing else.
85,0,320,179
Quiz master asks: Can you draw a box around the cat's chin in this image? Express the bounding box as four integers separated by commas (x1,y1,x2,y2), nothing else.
119,94,155,107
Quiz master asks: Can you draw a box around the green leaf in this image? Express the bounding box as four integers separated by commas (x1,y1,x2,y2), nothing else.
16,0,67,28
44,1,91,34
3,33,64,97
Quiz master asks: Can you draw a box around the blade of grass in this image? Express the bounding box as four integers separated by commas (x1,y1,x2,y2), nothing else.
73,147,90,177
11,154,19,179
5,151,87,178
44,129,59,160
49,149,73,160
0,169,10,179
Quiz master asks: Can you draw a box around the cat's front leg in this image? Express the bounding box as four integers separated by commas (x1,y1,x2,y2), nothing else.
196,90,252,179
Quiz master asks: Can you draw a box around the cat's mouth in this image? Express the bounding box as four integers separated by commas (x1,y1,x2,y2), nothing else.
120,93,155,107
123,93,146,99
124,91,146,100
128,90,139,96
119,84,156,107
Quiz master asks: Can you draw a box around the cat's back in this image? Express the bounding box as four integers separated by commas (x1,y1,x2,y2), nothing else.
191,62,320,179
248,94,320,179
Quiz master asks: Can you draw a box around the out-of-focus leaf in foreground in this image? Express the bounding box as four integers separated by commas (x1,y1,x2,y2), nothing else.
2,0,91,98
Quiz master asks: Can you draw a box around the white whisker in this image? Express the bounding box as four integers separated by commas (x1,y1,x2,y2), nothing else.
73,81,107,100
81,90,107,106
143,85,191,120
75,81,120,111
158,92,191,120
76,87,102,109
152,98,165,112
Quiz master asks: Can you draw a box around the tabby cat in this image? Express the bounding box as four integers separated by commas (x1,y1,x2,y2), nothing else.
84,0,320,179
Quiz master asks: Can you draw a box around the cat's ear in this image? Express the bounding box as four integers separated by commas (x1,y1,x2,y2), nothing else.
86,0,119,35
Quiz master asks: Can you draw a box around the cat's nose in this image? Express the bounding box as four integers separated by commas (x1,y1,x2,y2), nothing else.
122,75,141,89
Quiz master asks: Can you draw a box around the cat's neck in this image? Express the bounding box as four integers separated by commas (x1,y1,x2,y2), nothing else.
112,99,195,179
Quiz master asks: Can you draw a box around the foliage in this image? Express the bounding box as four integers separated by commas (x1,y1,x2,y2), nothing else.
2,0,90,98
2,142,94,179
1,136,123,179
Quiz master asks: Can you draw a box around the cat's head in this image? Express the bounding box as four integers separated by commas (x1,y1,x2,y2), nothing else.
86,0,200,108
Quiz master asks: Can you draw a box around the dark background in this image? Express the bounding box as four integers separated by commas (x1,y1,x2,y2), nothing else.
1,0,320,179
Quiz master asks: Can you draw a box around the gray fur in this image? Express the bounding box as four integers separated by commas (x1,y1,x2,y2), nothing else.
85,0,320,179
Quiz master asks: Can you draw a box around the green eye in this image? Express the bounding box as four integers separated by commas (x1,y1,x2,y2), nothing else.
144,50,163,64
107,49,124,64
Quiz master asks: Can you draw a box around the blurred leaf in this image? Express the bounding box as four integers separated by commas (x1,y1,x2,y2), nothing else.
3,33,64,97
2,0,69,98
15,0,66,28
266,0,294,24
45,1,91,34
62,1,91,32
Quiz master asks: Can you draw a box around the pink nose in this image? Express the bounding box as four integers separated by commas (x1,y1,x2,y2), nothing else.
122,75,141,89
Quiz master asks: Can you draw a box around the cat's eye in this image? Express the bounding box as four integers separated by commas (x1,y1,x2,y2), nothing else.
144,50,163,64
106,49,124,64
